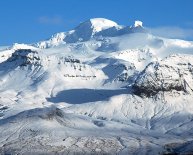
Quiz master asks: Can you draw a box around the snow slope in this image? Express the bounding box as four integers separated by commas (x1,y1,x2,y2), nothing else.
1,18,193,154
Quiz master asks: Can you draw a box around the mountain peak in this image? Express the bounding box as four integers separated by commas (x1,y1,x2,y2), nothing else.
63,18,119,43
134,20,143,27
36,18,147,46
88,18,118,33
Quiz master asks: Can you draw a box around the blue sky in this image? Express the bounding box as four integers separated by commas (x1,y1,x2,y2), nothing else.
0,0,193,45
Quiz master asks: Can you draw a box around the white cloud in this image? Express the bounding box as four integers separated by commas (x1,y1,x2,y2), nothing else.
147,26,193,40
38,16,63,25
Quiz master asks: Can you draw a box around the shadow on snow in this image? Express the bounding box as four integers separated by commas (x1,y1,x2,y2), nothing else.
47,88,129,104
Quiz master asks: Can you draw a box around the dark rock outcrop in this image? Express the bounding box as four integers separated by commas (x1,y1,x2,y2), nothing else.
133,54,193,97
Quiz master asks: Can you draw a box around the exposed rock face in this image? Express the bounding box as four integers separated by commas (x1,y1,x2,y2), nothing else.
133,54,193,96
0,49,42,70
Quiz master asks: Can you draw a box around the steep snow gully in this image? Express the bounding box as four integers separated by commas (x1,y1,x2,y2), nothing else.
1,18,193,154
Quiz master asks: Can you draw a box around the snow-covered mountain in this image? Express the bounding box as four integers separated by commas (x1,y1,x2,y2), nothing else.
35,18,146,48
1,18,193,154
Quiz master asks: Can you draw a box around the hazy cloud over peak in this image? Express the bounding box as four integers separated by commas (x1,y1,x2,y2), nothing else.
148,26,193,40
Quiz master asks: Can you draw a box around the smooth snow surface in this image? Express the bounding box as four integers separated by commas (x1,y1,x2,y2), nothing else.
0,18,193,155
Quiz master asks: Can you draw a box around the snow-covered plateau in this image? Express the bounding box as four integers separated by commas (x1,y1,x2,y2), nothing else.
1,18,193,154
